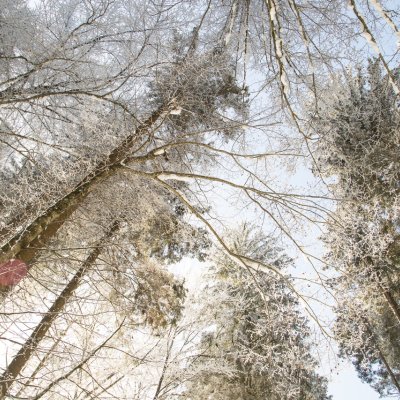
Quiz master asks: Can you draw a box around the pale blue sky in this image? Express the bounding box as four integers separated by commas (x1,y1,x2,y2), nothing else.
329,364,387,400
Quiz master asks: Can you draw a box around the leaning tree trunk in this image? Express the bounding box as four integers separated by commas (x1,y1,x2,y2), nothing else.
377,345,400,394
0,106,164,297
382,289,400,327
0,220,121,399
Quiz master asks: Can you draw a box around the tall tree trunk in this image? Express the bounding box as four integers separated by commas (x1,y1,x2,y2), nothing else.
382,290,400,326
0,220,120,399
377,346,400,394
0,106,164,296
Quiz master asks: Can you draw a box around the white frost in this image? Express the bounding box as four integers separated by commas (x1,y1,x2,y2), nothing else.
389,78,400,95
153,148,166,156
361,31,380,55
157,173,190,182
170,106,182,115
224,1,237,46
270,3,277,23
276,38,283,58
370,0,400,44
224,33,232,47
280,71,290,96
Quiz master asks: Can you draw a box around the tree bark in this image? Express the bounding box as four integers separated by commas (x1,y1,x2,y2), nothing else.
383,290,400,327
377,346,400,394
0,106,164,296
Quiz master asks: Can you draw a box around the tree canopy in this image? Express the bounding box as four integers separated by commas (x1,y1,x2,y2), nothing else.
0,0,400,398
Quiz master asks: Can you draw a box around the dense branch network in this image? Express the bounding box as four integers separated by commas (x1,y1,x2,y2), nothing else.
0,0,399,399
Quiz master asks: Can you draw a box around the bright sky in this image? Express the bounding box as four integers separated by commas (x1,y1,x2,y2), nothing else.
329,365,385,400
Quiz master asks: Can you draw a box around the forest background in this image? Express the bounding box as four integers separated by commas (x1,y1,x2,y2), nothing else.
0,0,399,399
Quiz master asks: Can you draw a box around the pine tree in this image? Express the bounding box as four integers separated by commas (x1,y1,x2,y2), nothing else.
312,60,400,397
183,226,331,400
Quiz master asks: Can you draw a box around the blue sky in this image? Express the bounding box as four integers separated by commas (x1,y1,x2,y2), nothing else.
329,364,386,400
